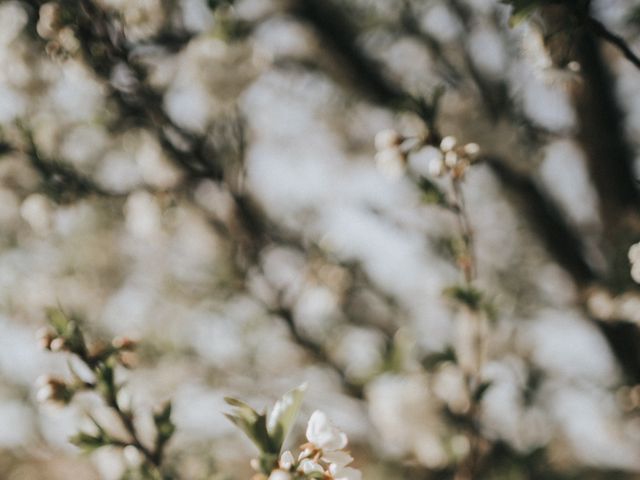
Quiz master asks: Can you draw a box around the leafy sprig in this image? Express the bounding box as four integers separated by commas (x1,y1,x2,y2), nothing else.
37,309,175,480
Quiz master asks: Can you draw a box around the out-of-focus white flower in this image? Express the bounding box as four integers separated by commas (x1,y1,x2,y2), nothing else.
122,0,164,41
124,191,162,239
0,2,28,45
306,410,348,451
586,288,616,321
20,193,53,234
37,2,59,40
123,444,144,467
375,147,406,179
629,242,640,284
374,129,402,151
628,242,640,265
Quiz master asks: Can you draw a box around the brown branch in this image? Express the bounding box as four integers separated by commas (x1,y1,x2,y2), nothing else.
588,16,640,72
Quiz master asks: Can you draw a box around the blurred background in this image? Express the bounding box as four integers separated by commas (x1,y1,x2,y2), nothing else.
2,0,640,478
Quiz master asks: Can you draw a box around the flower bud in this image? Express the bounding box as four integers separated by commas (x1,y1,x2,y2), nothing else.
463,143,480,159
279,451,295,470
50,337,67,352
36,375,72,405
440,136,457,152
37,3,60,40
628,242,640,264
123,445,144,467
112,336,137,350
374,129,402,151
444,151,459,168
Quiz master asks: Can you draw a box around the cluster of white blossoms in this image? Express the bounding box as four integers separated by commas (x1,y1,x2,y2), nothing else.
629,242,640,284
262,411,361,480
373,129,480,180
427,136,480,179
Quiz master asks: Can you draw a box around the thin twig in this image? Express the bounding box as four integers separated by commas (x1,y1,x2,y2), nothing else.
588,16,640,72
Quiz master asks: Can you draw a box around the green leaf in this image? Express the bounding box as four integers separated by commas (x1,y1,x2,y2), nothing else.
267,383,307,451
47,308,70,335
225,398,275,454
417,176,448,206
501,0,541,26
444,285,484,310
153,402,176,442
70,420,110,453
70,432,104,452
46,308,87,355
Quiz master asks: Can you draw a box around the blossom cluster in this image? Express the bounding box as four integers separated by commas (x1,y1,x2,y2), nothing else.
373,128,480,180
225,385,361,480
262,411,361,480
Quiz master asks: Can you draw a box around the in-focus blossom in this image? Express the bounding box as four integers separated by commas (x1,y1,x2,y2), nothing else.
306,410,348,451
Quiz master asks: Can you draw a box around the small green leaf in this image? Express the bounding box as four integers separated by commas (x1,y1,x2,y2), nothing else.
417,177,447,206
444,285,484,310
47,308,70,336
46,308,87,355
225,400,275,454
153,401,176,442
501,0,541,27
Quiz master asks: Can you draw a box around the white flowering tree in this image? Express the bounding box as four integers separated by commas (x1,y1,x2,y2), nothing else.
1,0,640,479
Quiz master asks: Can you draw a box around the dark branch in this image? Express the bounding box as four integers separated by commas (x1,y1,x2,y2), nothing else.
588,16,640,72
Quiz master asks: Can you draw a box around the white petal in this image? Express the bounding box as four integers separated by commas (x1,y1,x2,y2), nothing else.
330,465,362,480
322,450,353,467
300,460,324,475
306,410,349,451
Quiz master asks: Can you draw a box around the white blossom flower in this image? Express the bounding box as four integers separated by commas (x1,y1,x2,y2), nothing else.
306,410,348,451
